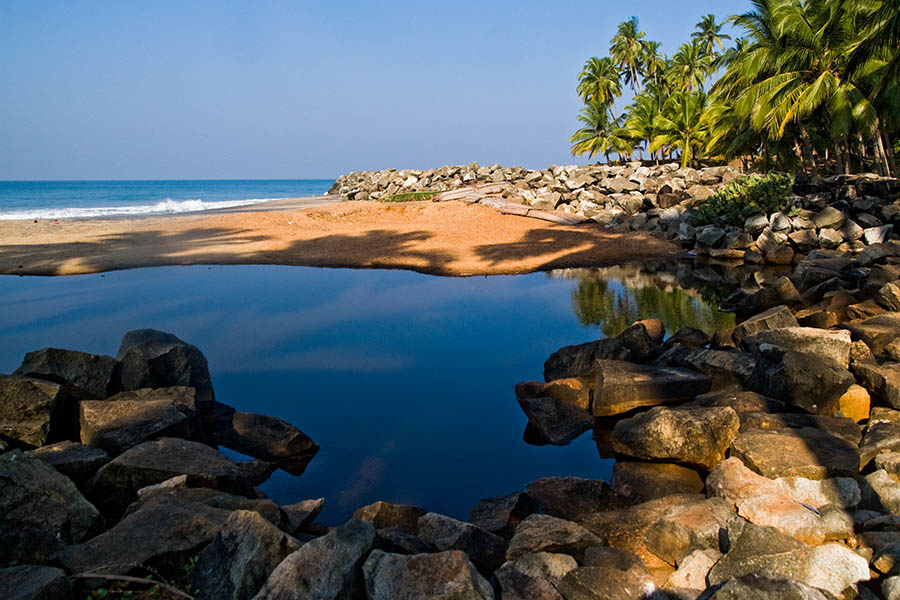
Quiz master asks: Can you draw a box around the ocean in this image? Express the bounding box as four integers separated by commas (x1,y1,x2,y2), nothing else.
0,179,335,220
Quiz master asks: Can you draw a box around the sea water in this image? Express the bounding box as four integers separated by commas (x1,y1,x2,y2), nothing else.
0,179,334,220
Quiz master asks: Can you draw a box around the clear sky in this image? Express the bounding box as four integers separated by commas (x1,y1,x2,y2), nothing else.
0,1,750,180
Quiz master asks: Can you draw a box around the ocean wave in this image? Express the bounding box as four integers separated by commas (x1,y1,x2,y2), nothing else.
0,197,283,220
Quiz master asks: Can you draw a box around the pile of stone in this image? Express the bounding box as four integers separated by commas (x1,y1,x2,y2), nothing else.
513,241,900,598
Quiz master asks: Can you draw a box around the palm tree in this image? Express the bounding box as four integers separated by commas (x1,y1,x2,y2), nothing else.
691,14,732,57
625,86,666,163
610,17,646,92
641,41,667,88
651,90,710,168
669,41,714,91
570,101,635,164
577,57,622,107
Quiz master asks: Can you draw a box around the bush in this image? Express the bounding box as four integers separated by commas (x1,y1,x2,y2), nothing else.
695,173,795,227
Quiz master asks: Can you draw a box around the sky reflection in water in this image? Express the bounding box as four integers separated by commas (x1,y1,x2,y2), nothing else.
0,264,732,523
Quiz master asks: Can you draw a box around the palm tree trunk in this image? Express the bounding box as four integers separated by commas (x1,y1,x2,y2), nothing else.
799,125,813,172
880,122,897,177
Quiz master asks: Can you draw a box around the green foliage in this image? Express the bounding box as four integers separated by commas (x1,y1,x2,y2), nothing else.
695,173,794,227
379,190,442,203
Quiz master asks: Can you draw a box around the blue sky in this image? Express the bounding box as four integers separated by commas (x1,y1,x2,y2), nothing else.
0,1,750,180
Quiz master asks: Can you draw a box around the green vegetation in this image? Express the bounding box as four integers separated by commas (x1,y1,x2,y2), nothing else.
379,190,442,203
571,1,900,176
696,172,795,226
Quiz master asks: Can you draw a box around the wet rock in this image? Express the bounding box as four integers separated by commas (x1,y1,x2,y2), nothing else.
252,519,375,600
417,512,507,573
842,313,900,354
854,362,900,410
352,501,425,535
746,344,854,415
707,522,869,596
733,305,799,344
0,376,77,448
0,565,73,600
25,440,109,486
611,461,704,503
0,450,101,564
525,476,630,522
645,497,735,566
495,552,577,600
507,514,603,563
469,492,538,539
363,550,493,600
516,392,594,445
611,406,740,470
189,510,300,600
14,347,116,399
557,565,666,600
85,437,255,518
705,574,838,599
591,360,711,416
741,327,851,368
213,408,318,475
543,338,628,380
730,427,859,479
79,399,190,456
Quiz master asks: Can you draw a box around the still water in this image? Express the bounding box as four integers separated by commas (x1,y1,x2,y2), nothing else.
0,263,732,523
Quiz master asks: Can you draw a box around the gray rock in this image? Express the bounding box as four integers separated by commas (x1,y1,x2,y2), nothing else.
557,565,666,600
860,422,900,469
525,476,630,522
670,348,756,389
417,512,507,573
611,406,740,470
864,226,893,246
736,412,861,445
80,399,190,456
506,514,602,563
853,362,900,410
842,313,900,354
757,228,789,255
663,549,720,596
733,305,799,344
25,440,109,487
885,575,900,600
516,393,593,445
0,565,73,600
128,486,286,529
0,376,76,448
813,206,847,229
13,347,116,399
469,492,537,539
730,427,859,479
705,574,837,599
666,328,711,349
105,386,207,441
363,550,493,600
0,450,100,564
611,461,704,503
645,497,736,566
253,520,375,600
861,469,900,514
741,327,851,368
213,407,319,475
352,501,424,535
745,214,770,235
495,552,577,600
696,226,727,249
190,510,300,600
736,493,848,545
789,228,819,251
818,228,844,249
373,528,437,555
591,360,711,417
771,212,792,231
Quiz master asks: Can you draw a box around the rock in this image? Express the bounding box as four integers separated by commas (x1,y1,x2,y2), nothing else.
515,378,590,411
705,574,838,599
525,476,630,522
663,549,720,596
745,214,769,235
213,408,318,475
616,324,662,363
189,510,299,600
707,523,869,596
730,428,859,479
735,413,861,446
670,348,756,389
737,494,837,545
861,469,900,514
557,565,666,600
633,318,665,343
0,565,73,600
0,450,100,563
591,360,711,416
837,384,871,422
417,512,506,573
278,497,323,534
516,390,594,445
85,437,256,518
128,486,286,528
877,283,900,311
611,406,740,470
813,206,847,229
852,340,878,364
842,313,900,354
746,344,854,415
877,452,900,481
853,362,900,410
25,440,109,487
790,228,820,251
666,328,711,350
543,338,629,380
13,348,116,399
818,228,844,249
352,501,425,535
253,520,375,600
645,497,736,566
775,476,860,510
79,399,190,456
611,461,704,503
741,327,851,368
860,422,900,469
733,305,799,344
757,229,789,255
696,226,727,249
105,386,207,441
363,550,493,600
469,492,537,539
0,376,77,448
495,552,577,600
507,514,603,563
767,245,796,265
862,228,894,247
847,299,887,320
373,528,437,555
686,389,783,414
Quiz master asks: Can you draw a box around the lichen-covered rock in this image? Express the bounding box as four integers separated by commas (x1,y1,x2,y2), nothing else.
741,327,851,368
363,550,494,600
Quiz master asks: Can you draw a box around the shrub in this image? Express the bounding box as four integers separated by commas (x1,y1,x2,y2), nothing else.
379,190,442,203
695,173,794,227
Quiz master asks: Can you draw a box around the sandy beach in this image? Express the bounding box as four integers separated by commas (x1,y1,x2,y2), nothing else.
0,198,680,277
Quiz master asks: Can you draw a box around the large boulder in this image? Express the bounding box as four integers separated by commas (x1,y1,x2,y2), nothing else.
352,501,425,535
611,461,704,503
557,564,666,600
85,437,256,518
13,347,116,399
644,497,736,566
79,399,191,456
730,428,859,479
0,376,77,448
25,440,109,487
741,327,851,368
591,360,711,417
610,406,740,470
704,575,839,599
525,476,630,522
127,486,286,529
506,514,603,563
842,313,900,354
0,450,101,564
860,422,900,469
733,305,799,344
0,565,73,600
253,519,375,600
468,492,537,539
105,386,207,441
543,338,629,381
213,407,319,475
746,344,854,415
416,512,506,573
853,362,900,410
515,391,593,445
495,552,577,600
736,494,851,545
669,348,756,390
189,510,300,600
363,550,494,600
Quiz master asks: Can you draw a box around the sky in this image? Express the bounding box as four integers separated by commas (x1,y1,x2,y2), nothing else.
0,1,751,180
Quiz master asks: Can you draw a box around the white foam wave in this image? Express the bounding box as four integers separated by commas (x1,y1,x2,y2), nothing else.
0,197,282,220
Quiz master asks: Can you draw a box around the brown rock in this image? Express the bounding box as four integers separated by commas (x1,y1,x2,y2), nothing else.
592,360,711,417
468,492,537,539
79,399,190,456
645,497,736,566
515,378,591,412
525,476,630,522
352,501,426,535
838,384,871,422
730,427,859,479
611,461,704,503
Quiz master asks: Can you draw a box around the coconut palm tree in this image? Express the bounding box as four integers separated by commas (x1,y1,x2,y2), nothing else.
576,57,622,107
610,17,646,92
570,101,635,164
625,86,666,163
640,41,667,88
669,41,714,92
651,90,710,168
691,14,732,57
